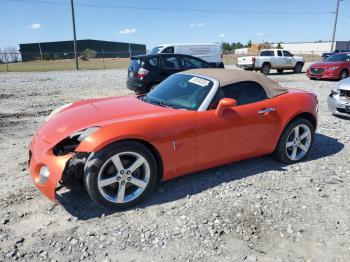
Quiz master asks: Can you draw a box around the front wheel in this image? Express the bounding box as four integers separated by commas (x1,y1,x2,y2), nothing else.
339,69,349,80
84,141,158,209
293,63,303,73
274,118,314,164
260,63,271,75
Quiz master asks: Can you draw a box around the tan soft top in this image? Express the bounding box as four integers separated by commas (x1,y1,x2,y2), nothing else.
182,69,287,98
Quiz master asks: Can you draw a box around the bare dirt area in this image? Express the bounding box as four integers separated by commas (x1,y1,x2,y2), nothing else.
0,66,349,262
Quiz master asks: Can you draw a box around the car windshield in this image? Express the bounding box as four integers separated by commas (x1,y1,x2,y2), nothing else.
148,46,163,55
325,53,350,62
142,74,214,110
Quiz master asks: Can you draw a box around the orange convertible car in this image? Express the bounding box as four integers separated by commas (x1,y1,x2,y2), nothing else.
28,69,318,209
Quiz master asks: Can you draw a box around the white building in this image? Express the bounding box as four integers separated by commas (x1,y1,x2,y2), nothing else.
272,41,350,55
234,48,249,55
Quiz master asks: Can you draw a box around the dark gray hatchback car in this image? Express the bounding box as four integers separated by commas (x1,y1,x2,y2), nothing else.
126,54,219,94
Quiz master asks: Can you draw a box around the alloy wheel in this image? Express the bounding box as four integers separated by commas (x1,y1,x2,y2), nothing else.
285,124,312,161
340,70,348,80
97,151,150,203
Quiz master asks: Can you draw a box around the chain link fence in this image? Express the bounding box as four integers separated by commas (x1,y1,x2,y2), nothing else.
0,50,145,72
222,50,323,65
0,50,324,72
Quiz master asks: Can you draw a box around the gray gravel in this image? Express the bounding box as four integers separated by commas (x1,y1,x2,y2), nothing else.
0,66,350,261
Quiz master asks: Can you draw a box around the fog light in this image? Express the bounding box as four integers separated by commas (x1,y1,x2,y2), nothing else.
38,166,50,185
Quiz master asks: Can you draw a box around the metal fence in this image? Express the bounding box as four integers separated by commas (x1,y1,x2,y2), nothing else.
0,50,324,72
0,51,145,72
222,50,323,65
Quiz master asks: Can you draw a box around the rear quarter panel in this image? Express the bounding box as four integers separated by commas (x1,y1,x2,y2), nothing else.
270,89,318,151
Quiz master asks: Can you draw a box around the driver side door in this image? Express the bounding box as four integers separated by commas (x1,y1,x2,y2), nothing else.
195,81,281,169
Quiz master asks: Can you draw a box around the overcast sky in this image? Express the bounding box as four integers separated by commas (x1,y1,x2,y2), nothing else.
1,0,350,50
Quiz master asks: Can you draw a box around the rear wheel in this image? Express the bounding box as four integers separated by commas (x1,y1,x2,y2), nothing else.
293,63,303,73
277,69,284,74
84,141,157,209
339,69,349,80
260,63,271,75
274,118,314,164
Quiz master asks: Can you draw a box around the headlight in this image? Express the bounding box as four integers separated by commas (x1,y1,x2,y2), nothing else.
70,127,100,142
332,82,341,94
38,166,50,185
46,103,73,121
53,127,100,155
326,66,339,71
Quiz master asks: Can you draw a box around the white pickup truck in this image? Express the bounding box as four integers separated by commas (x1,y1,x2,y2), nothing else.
237,49,304,75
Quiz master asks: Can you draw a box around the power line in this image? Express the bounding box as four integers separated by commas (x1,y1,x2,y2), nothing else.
1,0,334,15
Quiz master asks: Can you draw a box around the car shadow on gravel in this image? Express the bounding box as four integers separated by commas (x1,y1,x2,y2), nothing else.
57,133,344,220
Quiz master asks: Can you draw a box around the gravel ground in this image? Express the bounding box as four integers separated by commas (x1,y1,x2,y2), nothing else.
0,65,350,262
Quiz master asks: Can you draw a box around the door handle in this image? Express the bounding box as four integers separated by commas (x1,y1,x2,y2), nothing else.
258,107,276,114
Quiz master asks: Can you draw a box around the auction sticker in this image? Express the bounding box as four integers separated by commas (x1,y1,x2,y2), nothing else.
189,77,210,87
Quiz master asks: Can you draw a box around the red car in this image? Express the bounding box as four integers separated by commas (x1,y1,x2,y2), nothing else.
307,52,350,80
28,69,318,209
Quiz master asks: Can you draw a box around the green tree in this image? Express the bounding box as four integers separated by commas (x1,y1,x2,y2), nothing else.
80,48,97,61
276,42,283,49
246,40,252,48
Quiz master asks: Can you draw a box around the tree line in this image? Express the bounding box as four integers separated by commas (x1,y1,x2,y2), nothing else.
0,47,20,63
221,40,252,53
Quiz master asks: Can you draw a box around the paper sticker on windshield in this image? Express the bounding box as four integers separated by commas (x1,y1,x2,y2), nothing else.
189,77,210,87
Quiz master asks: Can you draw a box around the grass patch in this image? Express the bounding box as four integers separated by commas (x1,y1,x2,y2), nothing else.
0,58,130,72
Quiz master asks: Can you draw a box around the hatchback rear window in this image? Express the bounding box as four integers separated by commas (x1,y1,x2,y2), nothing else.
130,58,141,67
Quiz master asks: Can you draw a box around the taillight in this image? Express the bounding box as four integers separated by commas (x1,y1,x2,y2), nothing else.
252,57,256,63
137,68,149,78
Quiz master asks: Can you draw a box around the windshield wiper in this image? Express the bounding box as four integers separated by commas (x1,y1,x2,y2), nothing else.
142,94,174,108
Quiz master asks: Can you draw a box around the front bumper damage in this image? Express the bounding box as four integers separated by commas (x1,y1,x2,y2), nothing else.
28,134,88,202
327,93,350,117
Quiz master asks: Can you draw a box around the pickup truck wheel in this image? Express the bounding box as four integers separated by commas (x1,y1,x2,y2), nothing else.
277,69,284,74
260,63,271,75
293,63,303,73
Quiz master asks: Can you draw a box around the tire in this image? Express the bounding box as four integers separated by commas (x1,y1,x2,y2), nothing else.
274,118,314,164
277,69,284,74
84,141,158,209
217,62,225,68
339,69,349,80
293,63,303,73
260,63,271,75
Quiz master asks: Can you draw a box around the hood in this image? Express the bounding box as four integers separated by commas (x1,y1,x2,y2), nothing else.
37,96,173,144
336,77,350,91
310,61,344,68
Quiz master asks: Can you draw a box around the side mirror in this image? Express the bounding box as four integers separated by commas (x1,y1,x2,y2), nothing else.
215,98,237,117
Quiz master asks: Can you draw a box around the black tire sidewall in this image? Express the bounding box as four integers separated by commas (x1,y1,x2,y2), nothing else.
261,63,271,75
274,118,315,164
339,69,348,80
294,63,302,73
84,141,158,209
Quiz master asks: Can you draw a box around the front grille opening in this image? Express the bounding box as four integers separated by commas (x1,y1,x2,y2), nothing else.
310,68,325,75
340,90,350,97
53,135,80,156
337,108,350,114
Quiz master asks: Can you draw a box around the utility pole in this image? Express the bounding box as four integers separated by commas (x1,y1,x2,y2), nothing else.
38,42,43,60
331,0,341,52
70,0,79,70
